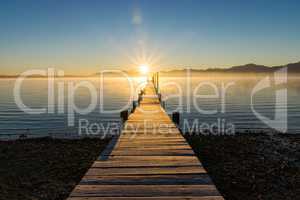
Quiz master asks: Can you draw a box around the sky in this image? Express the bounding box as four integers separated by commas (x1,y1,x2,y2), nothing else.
0,0,299,75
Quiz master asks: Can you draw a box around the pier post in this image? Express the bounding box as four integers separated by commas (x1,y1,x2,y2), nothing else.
120,110,128,122
172,112,180,126
157,72,159,93
161,100,166,109
152,74,155,86
131,101,137,113
152,72,159,94
19,134,27,140
138,92,142,103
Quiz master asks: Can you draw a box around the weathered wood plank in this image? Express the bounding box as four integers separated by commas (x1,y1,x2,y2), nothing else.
69,197,224,200
116,144,192,149
116,141,188,146
117,137,184,141
113,146,194,150
106,155,200,161
70,185,221,197
86,166,206,176
80,174,213,185
118,138,186,142
107,149,195,156
93,157,201,167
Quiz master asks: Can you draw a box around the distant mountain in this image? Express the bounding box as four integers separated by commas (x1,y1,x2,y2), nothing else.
227,64,273,73
161,61,300,74
1,61,299,78
94,69,143,77
279,62,300,73
228,62,300,73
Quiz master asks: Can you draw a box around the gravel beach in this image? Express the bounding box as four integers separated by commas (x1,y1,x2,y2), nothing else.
186,133,300,200
0,138,109,200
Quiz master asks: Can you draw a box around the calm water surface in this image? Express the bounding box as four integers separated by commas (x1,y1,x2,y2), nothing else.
160,74,300,133
0,74,300,138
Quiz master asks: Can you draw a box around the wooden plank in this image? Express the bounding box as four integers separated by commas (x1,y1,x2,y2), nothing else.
113,146,194,150
107,149,195,156
117,139,188,143
116,144,192,148
85,166,206,176
128,116,171,120
80,174,213,185
92,161,200,168
117,138,186,142
105,155,200,162
124,122,175,126
118,137,184,140
69,195,224,200
93,157,201,167
117,141,188,146
120,132,182,137
70,185,221,197
126,119,172,124
123,126,178,131
121,128,179,132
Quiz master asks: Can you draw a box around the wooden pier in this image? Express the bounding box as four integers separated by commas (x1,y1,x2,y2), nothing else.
67,80,224,200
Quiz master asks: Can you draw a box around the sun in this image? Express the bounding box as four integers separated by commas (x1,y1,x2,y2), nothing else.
139,64,149,75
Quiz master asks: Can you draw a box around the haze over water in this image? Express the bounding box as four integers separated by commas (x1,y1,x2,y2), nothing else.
1,73,299,138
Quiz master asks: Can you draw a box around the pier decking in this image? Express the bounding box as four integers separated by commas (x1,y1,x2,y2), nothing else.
67,82,224,200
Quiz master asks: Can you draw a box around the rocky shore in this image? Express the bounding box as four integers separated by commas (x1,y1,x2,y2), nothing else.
0,138,109,200
186,133,300,200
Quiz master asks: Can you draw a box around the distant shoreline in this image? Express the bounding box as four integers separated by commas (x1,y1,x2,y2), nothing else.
1,61,300,78
1,71,300,79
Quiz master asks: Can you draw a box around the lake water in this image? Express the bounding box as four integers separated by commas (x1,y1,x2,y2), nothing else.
160,74,300,134
0,74,299,139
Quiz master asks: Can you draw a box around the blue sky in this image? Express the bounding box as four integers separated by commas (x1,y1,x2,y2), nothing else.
0,0,299,74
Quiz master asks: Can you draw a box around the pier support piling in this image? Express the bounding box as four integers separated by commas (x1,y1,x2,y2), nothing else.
172,112,180,126
120,110,128,122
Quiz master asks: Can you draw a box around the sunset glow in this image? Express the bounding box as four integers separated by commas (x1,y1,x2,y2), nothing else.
139,64,149,75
